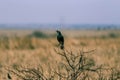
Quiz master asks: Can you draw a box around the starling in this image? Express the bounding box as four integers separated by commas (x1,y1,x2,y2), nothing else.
56,30,64,49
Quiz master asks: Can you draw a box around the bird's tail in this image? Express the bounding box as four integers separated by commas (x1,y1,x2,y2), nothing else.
60,44,64,50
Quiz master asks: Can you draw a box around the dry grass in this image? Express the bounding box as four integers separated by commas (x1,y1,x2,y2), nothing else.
0,29,120,80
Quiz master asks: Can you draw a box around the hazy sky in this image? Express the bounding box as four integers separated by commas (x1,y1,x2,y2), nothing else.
0,0,120,24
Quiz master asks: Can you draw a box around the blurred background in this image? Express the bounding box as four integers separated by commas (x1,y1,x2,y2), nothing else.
0,0,120,29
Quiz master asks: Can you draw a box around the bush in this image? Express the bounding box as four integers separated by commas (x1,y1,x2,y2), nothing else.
31,31,48,38
7,48,120,80
109,33,118,38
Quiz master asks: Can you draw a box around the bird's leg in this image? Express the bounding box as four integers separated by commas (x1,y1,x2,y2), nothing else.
58,43,60,47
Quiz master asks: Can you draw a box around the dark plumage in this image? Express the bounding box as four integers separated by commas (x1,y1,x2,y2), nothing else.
56,30,64,49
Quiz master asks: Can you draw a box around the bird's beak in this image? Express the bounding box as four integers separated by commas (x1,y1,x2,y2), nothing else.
56,30,58,33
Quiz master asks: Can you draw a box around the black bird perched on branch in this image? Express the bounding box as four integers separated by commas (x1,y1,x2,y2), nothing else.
56,30,64,49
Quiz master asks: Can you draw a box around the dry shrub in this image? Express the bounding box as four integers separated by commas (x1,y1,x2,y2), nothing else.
6,49,120,80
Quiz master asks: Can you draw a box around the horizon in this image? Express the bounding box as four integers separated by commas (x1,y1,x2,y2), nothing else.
0,23,119,30
0,0,120,24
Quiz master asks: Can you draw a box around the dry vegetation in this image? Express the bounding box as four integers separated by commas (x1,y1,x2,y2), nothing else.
0,29,120,80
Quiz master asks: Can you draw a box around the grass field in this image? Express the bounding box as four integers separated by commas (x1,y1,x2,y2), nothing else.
0,29,120,80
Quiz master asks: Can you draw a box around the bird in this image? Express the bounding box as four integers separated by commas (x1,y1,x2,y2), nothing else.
56,30,64,49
